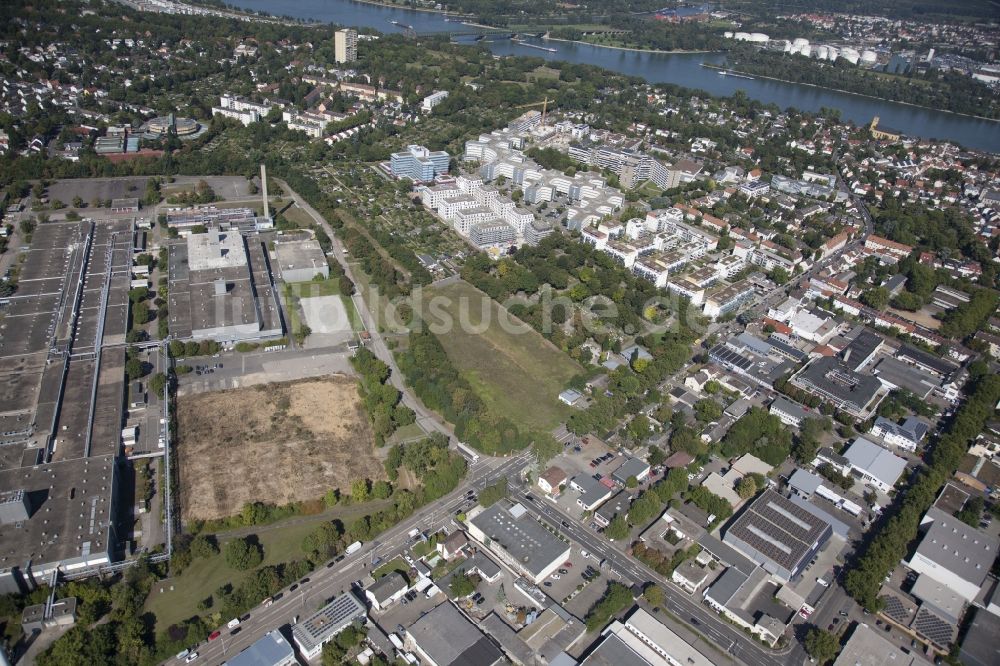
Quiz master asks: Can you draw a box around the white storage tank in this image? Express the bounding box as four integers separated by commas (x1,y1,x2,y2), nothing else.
724,31,734,39
734,31,752,41
816,45,829,60
840,47,860,64
792,38,810,55
861,49,877,65
827,46,839,62
749,32,769,43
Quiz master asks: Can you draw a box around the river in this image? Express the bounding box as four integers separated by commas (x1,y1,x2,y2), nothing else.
229,0,1000,153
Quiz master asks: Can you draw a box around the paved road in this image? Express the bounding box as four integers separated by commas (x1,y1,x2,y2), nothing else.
274,179,454,445
513,484,806,666
171,453,532,666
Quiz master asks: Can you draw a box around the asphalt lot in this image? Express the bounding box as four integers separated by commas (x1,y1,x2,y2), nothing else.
175,346,355,396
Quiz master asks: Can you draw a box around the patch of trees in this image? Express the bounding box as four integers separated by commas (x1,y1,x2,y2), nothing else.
383,433,468,505
478,478,509,507
940,288,999,339
224,536,263,571
342,227,409,298
719,407,792,466
632,541,702,577
686,486,733,524
792,416,830,464
320,622,367,665
168,339,221,358
526,146,576,172
584,581,634,632
844,374,1000,610
350,348,415,446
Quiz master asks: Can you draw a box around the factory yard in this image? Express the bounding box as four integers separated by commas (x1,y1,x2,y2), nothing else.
176,375,382,521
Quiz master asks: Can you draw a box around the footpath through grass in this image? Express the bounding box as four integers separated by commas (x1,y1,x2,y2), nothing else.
424,280,581,432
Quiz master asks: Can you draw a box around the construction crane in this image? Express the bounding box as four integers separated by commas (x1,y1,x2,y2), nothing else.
514,97,554,126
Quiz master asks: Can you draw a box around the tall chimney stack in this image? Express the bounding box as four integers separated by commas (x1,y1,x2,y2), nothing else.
260,164,269,219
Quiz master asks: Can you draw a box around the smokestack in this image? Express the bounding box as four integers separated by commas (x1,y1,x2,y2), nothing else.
260,164,269,219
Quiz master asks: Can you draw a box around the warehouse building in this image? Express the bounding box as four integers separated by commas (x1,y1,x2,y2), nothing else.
0,455,120,590
273,239,329,283
167,230,283,342
467,502,571,584
407,601,505,666
906,507,999,608
722,489,832,582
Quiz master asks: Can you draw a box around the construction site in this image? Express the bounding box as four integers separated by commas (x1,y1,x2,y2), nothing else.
175,376,381,521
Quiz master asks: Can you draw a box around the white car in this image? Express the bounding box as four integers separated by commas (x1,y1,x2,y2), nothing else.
226,618,240,629
550,574,561,580
184,653,199,664
581,550,590,559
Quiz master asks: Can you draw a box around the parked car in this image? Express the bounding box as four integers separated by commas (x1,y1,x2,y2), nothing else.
208,631,221,641
175,649,190,661
184,653,199,664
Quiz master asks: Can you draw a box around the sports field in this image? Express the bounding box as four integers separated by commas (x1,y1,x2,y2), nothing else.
425,280,581,432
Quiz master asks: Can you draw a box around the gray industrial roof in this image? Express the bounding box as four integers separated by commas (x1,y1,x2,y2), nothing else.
770,397,812,424
612,458,649,484
843,438,907,489
833,624,916,666
912,507,998,589
788,468,823,496
873,356,940,398
896,344,957,379
224,629,297,666
273,239,327,281
841,329,882,371
958,609,1000,666
595,491,631,523
792,357,885,415
704,566,749,607
579,633,651,666
470,502,570,579
408,602,505,666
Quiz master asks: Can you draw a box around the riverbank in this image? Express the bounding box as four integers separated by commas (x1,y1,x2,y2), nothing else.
703,62,1000,124
543,35,713,55
349,0,471,16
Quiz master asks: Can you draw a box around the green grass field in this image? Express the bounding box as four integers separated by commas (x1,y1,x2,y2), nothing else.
425,280,582,432
145,502,386,630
